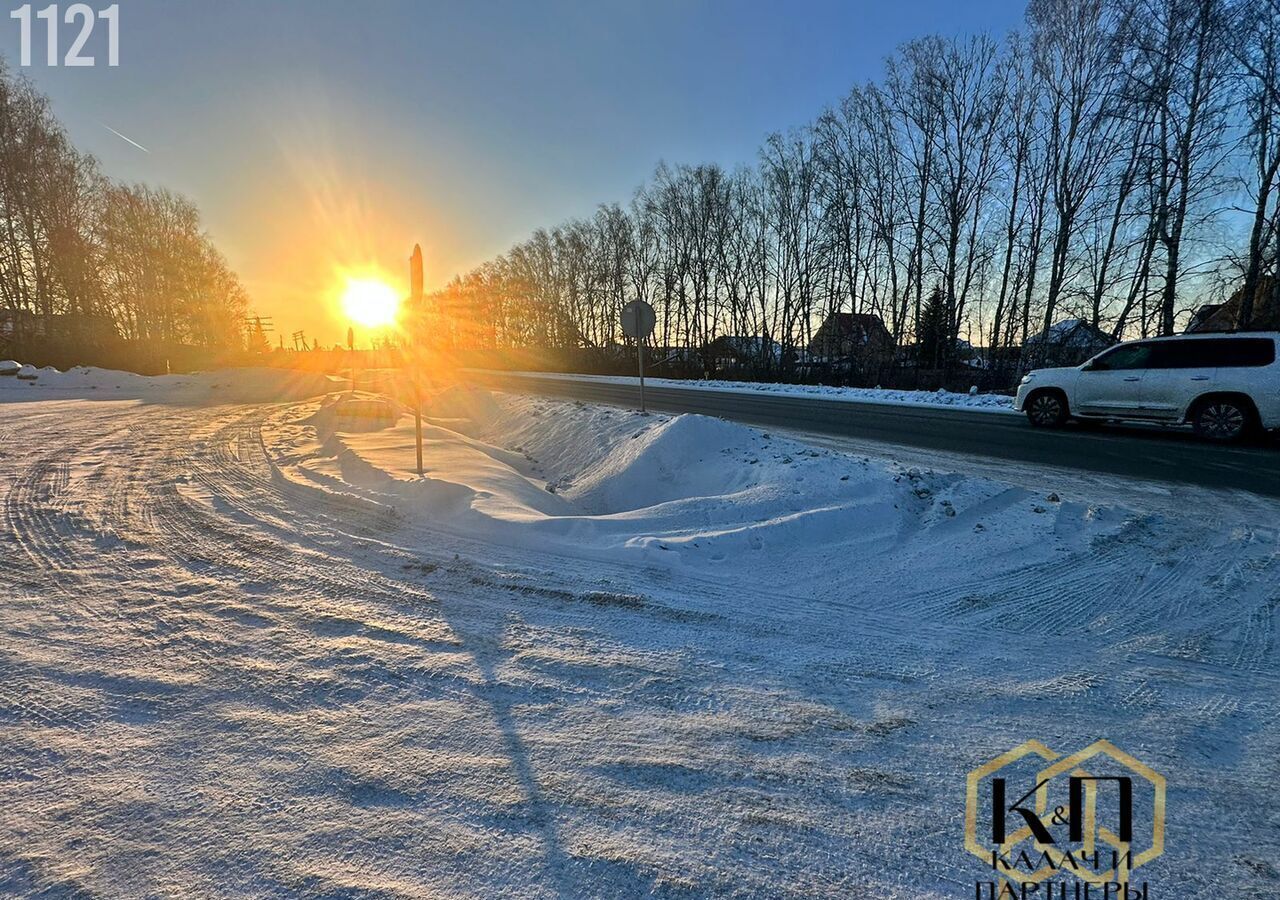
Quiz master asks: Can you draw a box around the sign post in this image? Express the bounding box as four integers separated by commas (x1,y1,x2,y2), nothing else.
412,371,424,476
409,244,426,476
620,300,657,414
347,326,356,394
638,336,646,413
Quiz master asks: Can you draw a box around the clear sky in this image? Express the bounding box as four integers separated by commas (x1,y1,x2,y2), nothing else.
1,0,1026,345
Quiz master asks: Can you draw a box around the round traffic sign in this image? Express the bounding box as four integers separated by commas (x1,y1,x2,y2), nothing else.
621,300,656,340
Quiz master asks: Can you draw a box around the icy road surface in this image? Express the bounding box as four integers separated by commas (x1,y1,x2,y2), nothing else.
1,385,1278,898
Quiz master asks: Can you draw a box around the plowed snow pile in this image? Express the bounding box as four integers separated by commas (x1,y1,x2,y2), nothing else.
271,387,1129,600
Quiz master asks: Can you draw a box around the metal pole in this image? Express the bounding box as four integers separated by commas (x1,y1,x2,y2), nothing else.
414,372,424,476
638,337,647,414
348,326,356,394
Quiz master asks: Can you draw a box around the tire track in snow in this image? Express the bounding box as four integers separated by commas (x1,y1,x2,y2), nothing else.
1,406,446,722
99,408,467,712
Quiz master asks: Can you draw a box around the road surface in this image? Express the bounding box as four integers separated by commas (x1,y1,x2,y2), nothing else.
472,372,1280,496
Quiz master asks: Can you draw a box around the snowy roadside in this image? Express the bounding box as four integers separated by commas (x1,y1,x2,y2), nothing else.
265,388,1097,600
265,387,1274,654
466,369,1019,413
0,362,341,403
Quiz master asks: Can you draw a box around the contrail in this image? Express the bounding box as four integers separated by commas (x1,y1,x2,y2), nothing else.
101,123,150,154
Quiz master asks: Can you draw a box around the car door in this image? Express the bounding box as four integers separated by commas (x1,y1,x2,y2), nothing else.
1140,340,1220,420
1074,342,1155,416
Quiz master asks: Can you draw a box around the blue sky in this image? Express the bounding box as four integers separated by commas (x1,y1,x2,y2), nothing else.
1,0,1027,343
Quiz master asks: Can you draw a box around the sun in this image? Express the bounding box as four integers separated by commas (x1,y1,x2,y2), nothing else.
340,277,400,328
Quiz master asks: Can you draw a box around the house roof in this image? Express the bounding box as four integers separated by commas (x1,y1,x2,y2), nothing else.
820,312,889,332
1024,318,1113,348
1188,277,1279,332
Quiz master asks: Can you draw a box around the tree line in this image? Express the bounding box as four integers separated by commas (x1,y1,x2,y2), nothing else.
426,0,1280,382
0,59,247,357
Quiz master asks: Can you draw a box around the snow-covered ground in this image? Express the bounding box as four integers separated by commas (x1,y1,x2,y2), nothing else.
474,369,1019,412
272,390,1112,599
1,371,1276,897
0,363,341,403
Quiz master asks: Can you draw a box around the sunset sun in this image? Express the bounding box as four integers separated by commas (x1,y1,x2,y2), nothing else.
340,277,400,328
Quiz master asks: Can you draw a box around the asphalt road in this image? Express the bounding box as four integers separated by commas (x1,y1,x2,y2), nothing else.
473,372,1280,497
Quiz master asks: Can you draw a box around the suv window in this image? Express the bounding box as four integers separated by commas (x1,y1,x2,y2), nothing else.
1088,343,1154,371
1217,338,1276,368
1147,338,1276,368
1147,341,1218,368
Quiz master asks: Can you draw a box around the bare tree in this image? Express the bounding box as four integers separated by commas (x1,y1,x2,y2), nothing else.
1126,0,1237,334
1234,0,1280,326
426,0,1277,385
923,34,1006,364
1028,0,1128,344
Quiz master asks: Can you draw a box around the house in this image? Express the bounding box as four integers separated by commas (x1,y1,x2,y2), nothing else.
1023,319,1115,368
807,312,894,362
700,335,779,372
1187,276,1279,333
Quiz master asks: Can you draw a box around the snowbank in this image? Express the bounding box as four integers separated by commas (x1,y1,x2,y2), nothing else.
268,387,1119,597
476,370,1018,412
0,363,343,403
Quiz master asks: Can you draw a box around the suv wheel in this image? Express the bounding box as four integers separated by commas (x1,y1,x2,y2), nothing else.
1191,398,1253,442
1026,390,1068,428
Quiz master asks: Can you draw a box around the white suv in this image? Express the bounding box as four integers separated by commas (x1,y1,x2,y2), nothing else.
1015,333,1280,441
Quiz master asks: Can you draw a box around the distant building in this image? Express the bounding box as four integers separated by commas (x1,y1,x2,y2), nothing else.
807,312,894,361
701,335,778,372
1186,304,1224,333
1187,276,1279,333
1023,318,1115,368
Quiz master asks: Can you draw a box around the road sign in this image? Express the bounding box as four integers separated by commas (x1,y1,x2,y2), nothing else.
620,300,656,413
620,300,656,340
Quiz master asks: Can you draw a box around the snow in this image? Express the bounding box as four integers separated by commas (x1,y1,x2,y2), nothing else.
0,361,343,402
471,369,1018,413
0,360,19,376
1049,317,1087,335
1,374,1276,896
271,388,1092,594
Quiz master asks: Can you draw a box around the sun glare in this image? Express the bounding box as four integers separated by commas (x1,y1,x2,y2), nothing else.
340,277,400,328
